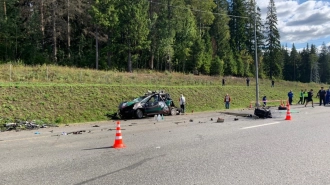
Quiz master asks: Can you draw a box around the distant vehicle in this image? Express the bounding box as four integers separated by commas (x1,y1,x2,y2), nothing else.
117,91,181,119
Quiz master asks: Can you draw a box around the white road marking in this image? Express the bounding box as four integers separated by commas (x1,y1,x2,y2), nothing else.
241,122,281,130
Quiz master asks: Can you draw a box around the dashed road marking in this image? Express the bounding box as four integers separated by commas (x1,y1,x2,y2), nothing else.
0,136,49,143
241,122,281,130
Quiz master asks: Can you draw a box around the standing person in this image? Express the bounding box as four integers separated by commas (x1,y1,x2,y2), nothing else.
326,87,330,104
303,89,308,104
222,78,225,86
305,89,314,107
262,96,267,106
224,94,231,109
318,87,326,106
179,94,186,114
297,89,304,104
288,90,294,105
271,80,275,87
246,77,250,86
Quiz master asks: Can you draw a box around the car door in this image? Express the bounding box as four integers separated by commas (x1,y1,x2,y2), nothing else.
145,94,162,115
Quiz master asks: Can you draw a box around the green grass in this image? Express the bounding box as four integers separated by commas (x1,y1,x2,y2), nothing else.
0,63,326,125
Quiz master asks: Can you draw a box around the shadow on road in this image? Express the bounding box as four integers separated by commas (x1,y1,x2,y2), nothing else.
82,146,113,150
74,156,165,185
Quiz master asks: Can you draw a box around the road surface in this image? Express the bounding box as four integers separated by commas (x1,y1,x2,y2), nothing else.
1,105,330,185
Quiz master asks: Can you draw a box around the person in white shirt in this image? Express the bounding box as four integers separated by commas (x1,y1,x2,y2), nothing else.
180,94,186,114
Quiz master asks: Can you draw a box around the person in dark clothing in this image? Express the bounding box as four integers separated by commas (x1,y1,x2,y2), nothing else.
271,80,275,87
246,78,250,86
222,78,225,86
317,87,326,106
305,89,314,107
262,96,267,106
297,89,304,104
288,90,293,105
326,87,330,104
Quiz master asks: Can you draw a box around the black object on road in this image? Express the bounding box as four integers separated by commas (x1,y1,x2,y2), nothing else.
254,108,272,118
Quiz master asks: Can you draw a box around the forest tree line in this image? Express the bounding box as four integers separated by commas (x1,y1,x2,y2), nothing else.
0,0,329,83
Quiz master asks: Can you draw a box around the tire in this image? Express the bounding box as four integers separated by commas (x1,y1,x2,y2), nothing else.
170,108,177,116
135,109,144,119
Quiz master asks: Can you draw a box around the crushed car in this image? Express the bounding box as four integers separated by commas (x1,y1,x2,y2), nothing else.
117,90,181,119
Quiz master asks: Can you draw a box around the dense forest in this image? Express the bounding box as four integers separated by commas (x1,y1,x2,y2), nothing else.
0,0,329,83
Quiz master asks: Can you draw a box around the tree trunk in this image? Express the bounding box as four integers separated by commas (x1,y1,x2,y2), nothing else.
107,51,111,68
67,0,71,59
167,53,172,72
52,0,57,62
128,40,132,73
40,0,45,48
107,33,112,68
95,28,99,70
4,0,6,20
149,53,154,69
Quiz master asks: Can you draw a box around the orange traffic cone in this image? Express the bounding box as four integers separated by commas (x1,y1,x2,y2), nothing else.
113,121,126,148
249,102,252,108
285,108,292,120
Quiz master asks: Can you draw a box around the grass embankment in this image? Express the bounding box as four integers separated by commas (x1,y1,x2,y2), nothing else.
0,63,325,125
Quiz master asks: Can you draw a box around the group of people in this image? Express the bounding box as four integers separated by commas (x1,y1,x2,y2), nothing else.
290,87,330,107
179,93,232,112
222,78,276,88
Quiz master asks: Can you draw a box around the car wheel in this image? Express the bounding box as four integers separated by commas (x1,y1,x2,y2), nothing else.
170,108,177,116
135,109,144,119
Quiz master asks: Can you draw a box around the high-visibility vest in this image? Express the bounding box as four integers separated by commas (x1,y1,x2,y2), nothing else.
303,92,308,97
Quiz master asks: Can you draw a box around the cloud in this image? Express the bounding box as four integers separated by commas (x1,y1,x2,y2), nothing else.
256,0,330,47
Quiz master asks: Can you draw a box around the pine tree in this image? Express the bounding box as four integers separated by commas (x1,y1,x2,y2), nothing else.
90,0,119,69
117,0,150,72
310,44,319,83
210,0,231,61
229,0,248,52
264,0,281,79
246,1,264,62
187,0,216,37
318,42,330,83
299,44,311,83
172,1,197,73
282,45,291,80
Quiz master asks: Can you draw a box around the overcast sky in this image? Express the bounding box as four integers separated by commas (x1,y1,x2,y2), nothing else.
255,0,330,51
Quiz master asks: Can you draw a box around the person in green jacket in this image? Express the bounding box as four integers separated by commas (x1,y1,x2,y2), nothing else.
297,89,304,104
303,89,308,104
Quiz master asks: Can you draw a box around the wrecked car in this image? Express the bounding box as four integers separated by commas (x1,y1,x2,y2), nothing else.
117,91,181,119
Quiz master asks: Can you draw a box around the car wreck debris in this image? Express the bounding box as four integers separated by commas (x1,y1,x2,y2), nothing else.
1,120,58,132
117,90,181,119
217,118,224,123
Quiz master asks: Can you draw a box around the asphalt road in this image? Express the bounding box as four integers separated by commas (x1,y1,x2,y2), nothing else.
1,105,330,185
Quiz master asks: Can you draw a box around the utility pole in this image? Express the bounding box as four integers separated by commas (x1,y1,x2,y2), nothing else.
254,0,259,107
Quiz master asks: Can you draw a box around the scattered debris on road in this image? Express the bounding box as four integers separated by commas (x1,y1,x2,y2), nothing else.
217,118,224,123
108,128,126,131
1,120,59,132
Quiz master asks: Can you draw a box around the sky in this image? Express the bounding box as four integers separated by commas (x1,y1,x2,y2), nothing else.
256,0,330,52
